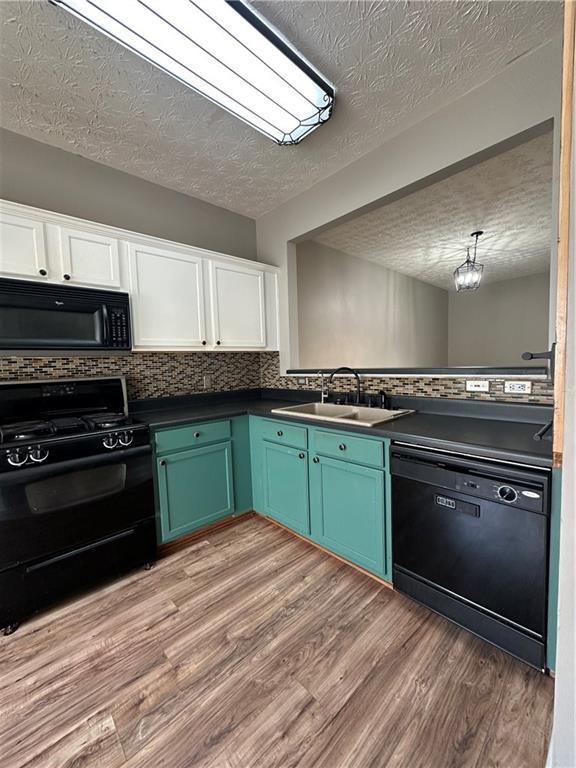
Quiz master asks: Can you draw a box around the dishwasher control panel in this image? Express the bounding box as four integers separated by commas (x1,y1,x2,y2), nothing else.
449,471,543,513
391,447,547,515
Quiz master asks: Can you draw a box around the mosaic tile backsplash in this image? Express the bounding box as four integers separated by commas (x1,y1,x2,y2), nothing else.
259,353,554,405
0,351,553,404
0,352,262,401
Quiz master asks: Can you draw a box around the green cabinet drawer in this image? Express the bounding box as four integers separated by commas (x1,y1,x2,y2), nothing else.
259,418,308,450
157,441,234,542
311,429,384,468
310,454,386,577
262,441,310,535
155,419,231,454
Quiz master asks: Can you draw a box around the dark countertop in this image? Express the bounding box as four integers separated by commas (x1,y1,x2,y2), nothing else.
132,394,553,468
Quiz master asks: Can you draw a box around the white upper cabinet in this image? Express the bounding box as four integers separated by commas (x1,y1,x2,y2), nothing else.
129,242,207,349
0,211,48,279
209,261,267,348
58,227,121,289
0,202,122,289
0,200,280,351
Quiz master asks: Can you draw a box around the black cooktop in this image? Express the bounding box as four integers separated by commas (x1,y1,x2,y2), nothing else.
0,411,136,444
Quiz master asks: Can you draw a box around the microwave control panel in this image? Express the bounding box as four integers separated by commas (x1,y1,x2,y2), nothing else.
109,308,131,348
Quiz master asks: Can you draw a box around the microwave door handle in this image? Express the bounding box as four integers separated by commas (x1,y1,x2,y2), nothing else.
102,304,110,345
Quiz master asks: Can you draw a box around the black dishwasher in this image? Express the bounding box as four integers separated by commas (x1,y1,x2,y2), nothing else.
391,443,550,669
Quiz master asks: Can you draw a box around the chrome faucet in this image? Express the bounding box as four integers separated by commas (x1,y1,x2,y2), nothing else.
328,366,362,405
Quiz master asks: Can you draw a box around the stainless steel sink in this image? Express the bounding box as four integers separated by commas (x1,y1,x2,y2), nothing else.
271,402,414,427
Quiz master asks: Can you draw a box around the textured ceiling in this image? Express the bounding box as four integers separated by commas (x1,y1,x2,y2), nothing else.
0,1,562,218
313,131,554,289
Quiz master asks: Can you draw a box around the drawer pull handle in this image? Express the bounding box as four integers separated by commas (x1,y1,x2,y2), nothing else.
298,452,305,459
201,340,207,346
63,273,71,281
277,430,283,437
216,340,221,346
194,432,201,438
339,443,347,451
160,459,166,466
39,268,47,276
313,456,320,464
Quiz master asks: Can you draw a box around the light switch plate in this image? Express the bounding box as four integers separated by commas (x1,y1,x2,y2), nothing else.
465,380,490,392
203,375,212,390
504,381,532,394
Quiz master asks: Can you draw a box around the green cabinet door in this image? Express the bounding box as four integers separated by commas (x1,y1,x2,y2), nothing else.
310,454,386,577
262,441,310,535
157,441,234,542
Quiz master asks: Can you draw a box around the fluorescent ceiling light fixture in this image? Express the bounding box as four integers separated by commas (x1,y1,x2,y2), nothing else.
50,0,335,145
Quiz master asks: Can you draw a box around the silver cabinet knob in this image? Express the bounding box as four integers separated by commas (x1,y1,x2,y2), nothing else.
313,456,320,464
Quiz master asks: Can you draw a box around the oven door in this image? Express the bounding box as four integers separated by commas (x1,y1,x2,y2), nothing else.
0,446,154,571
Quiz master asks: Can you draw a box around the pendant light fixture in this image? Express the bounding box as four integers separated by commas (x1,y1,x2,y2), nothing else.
454,230,485,291
50,0,335,145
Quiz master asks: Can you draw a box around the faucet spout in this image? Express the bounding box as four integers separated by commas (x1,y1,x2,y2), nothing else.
328,366,362,405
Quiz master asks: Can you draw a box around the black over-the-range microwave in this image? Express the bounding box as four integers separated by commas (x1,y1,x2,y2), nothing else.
0,277,132,351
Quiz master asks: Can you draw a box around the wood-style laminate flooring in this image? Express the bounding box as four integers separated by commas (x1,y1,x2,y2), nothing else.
1,515,554,768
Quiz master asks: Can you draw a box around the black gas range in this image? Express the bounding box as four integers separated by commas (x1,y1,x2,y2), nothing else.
0,377,156,634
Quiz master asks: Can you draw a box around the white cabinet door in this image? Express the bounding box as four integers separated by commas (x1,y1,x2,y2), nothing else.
58,227,121,288
209,261,266,348
129,243,207,349
0,211,48,279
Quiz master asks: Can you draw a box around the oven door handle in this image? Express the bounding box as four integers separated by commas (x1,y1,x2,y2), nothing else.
0,445,151,485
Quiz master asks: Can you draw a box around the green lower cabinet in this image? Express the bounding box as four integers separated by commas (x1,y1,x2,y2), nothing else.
261,440,310,535
157,441,234,542
310,453,386,578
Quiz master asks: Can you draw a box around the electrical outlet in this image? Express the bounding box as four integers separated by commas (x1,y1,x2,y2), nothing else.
504,381,532,394
203,374,212,390
297,377,308,385
465,380,490,392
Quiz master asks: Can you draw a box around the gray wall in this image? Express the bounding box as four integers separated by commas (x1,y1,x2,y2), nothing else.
0,128,256,260
448,273,550,366
296,241,449,368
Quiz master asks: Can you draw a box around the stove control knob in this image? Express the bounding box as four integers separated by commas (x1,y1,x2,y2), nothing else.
29,445,50,463
497,485,518,503
118,430,134,447
103,434,118,449
6,448,29,467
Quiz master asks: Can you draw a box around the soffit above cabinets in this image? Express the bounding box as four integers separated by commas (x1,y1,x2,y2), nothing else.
313,131,554,290
0,1,562,218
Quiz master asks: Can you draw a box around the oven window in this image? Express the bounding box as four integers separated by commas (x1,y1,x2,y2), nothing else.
0,306,101,345
25,464,127,513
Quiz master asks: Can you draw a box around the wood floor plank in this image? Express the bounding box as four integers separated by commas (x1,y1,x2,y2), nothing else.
109,661,181,760
382,632,511,768
474,657,555,768
0,594,178,766
0,516,554,768
295,590,430,716
18,712,125,768
225,680,328,768
293,613,459,768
